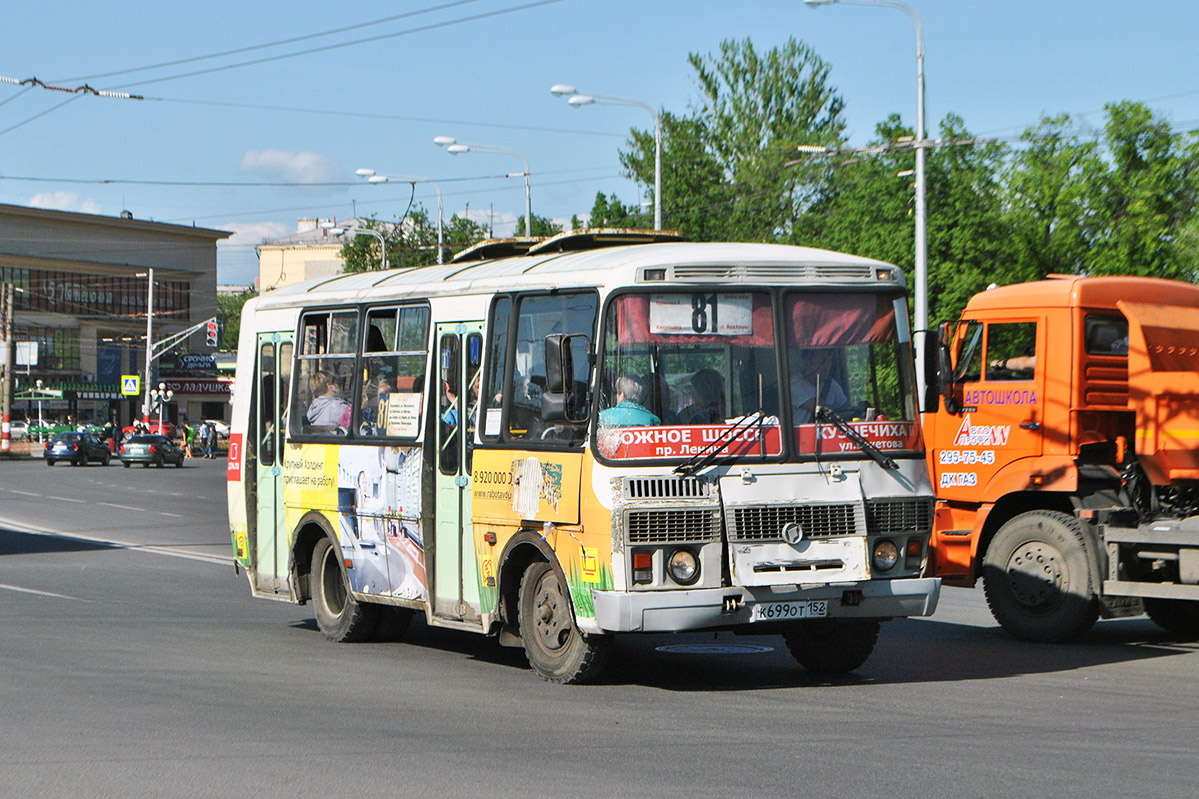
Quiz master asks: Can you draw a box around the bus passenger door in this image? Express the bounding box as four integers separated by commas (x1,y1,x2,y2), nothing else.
254,333,293,594
432,322,484,623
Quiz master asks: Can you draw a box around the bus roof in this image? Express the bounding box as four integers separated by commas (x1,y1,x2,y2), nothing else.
964,274,1199,313
252,241,903,311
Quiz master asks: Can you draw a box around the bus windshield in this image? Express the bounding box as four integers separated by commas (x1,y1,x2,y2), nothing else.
598,290,782,460
597,289,920,461
783,291,920,455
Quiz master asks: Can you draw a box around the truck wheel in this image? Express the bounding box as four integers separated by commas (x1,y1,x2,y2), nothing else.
1144,598,1199,638
518,560,610,684
311,536,379,642
783,619,880,674
983,510,1098,642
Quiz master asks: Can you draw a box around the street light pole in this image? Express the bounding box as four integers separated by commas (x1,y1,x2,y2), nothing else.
323,221,387,271
141,267,154,424
356,169,445,264
435,137,532,237
803,0,929,405
551,85,663,231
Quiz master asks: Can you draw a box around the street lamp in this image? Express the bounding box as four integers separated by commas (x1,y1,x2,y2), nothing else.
323,221,387,271
551,84,663,231
803,0,929,405
355,168,444,264
435,136,532,237
135,268,155,424
151,382,174,431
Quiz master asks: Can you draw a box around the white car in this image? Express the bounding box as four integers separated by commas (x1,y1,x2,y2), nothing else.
9,420,28,441
203,419,230,440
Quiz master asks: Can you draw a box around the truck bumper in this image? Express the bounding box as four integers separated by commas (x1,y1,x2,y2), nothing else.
590,577,940,633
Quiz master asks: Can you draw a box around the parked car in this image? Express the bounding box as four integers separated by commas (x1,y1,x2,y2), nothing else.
120,422,175,440
9,420,28,441
44,431,111,466
118,434,185,468
203,419,230,440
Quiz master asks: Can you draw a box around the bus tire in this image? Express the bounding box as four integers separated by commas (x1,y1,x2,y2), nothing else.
311,536,379,643
1144,598,1199,638
982,510,1098,642
783,619,880,674
518,560,609,684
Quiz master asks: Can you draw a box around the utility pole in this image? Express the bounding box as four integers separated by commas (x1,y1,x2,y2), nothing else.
141,268,155,424
1,283,14,453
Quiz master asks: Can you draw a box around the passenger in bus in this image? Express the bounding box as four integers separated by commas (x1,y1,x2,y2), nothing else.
442,372,481,428
790,347,847,423
598,374,660,427
306,370,350,427
680,368,724,424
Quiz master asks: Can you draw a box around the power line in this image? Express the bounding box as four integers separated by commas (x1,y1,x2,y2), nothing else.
53,0,488,84
109,0,564,91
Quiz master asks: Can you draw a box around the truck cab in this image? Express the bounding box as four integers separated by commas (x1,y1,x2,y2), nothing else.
924,275,1199,641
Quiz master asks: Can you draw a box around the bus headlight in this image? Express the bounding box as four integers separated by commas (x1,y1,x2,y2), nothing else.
668,549,699,585
872,539,899,572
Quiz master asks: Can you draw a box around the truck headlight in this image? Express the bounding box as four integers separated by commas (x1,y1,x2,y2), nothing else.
668,549,699,585
872,539,899,572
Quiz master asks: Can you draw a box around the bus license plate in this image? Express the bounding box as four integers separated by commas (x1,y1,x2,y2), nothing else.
751,600,828,622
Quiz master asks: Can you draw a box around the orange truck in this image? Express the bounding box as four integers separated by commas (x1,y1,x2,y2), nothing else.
924,275,1199,641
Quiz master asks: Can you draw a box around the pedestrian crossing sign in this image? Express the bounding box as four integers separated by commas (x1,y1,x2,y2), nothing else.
121,375,140,396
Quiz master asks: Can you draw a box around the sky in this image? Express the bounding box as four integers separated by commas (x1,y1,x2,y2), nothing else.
4,0,1199,287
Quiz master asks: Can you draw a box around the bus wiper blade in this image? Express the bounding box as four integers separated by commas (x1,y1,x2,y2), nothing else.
815,405,898,470
673,411,764,476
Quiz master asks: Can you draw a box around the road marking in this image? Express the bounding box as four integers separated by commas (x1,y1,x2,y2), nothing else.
0,582,81,601
47,496,86,504
0,520,234,566
159,512,184,518
99,502,143,512
9,489,40,497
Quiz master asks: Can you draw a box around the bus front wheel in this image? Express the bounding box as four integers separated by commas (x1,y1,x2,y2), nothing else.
517,560,609,684
311,536,379,643
783,618,880,674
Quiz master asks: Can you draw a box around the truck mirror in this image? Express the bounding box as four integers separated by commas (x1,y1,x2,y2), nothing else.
937,321,959,414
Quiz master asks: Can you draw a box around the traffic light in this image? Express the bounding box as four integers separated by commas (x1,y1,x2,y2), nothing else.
205,319,219,347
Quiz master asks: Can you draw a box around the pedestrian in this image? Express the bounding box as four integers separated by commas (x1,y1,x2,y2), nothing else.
205,422,217,458
197,421,209,458
183,422,195,458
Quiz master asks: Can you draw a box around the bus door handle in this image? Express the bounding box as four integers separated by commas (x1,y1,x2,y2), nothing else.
1019,421,1041,430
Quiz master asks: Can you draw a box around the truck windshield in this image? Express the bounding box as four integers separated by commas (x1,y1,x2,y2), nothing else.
597,290,782,461
783,291,921,456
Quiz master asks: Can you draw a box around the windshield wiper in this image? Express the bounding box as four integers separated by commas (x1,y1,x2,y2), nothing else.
673,411,765,476
814,404,898,470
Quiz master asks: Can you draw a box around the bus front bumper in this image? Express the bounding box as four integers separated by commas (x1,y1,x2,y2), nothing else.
589,577,940,634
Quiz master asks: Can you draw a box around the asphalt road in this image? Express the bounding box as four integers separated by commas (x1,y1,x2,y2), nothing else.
1,456,1197,798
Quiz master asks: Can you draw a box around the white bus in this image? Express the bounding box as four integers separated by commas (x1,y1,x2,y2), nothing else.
227,230,940,683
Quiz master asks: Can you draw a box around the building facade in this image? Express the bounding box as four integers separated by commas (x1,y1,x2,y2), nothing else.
0,203,230,429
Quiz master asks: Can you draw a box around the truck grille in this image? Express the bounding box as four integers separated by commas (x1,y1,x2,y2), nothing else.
866,499,933,535
727,503,857,542
625,508,722,544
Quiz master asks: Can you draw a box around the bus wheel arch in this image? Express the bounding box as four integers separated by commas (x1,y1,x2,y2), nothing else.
291,512,334,603
495,533,558,647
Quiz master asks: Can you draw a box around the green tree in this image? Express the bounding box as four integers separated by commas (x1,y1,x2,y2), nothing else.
442,213,489,257
513,213,564,238
620,37,845,240
1087,101,1199,280
588,192,649,228
1004,113,1103,282
216,288,253,349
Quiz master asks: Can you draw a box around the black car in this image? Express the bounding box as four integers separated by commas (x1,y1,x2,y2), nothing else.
118,434,185,468
44,431,111,466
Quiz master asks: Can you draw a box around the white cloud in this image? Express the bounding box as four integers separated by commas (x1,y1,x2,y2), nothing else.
239,149,343,184
217,220,292,286
27,191,102,215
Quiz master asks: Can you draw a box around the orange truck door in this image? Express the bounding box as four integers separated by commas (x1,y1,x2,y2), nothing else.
934,318,1045,501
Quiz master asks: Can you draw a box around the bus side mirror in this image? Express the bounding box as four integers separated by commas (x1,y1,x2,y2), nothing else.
937,321,960,414
543,333,588,424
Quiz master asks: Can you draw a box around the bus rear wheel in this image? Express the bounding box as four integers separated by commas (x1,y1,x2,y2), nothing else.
1144,598,1199,638
783,618,880,674
518,560,609,684
982,510,1098,642
311,536,379,643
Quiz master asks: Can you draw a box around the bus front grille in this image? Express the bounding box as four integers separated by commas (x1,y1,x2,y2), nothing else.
623,476,710,500
727,503,858,542
625,508,722,544
866,499,933,535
